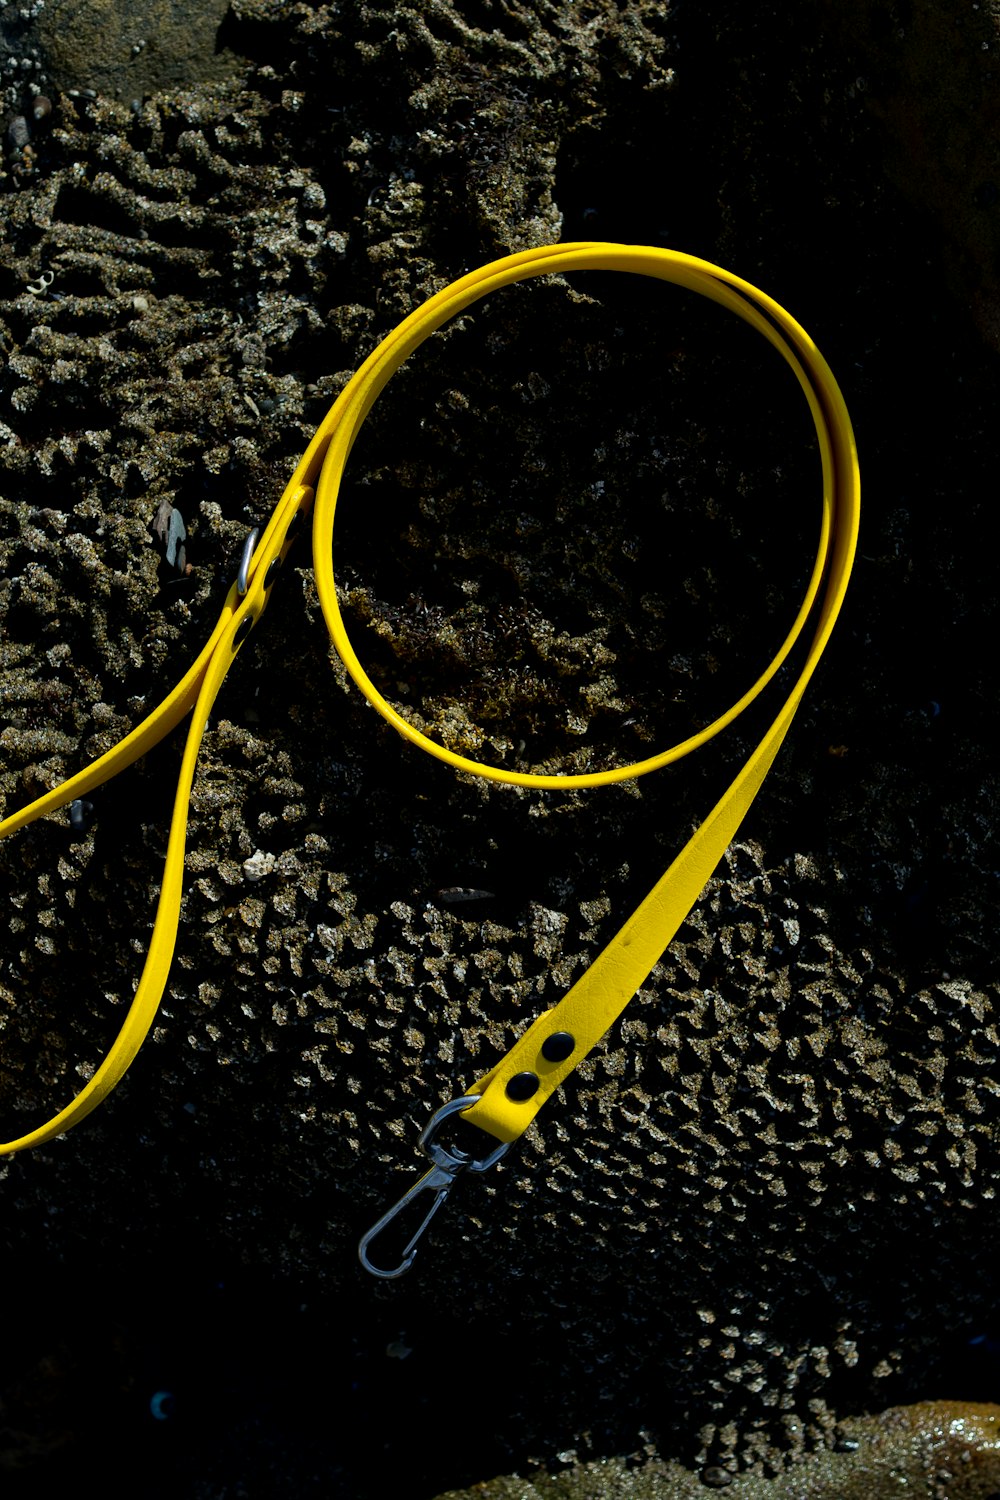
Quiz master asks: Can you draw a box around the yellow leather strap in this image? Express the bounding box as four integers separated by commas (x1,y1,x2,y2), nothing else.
0,242,858,1159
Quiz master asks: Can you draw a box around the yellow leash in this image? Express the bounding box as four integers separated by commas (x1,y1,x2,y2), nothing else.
0,244,859,1277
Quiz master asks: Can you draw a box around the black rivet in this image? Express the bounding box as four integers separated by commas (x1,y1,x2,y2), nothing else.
232,615,255,649
541,1031,575,1063
264,557,281,588
505,1072,539,1102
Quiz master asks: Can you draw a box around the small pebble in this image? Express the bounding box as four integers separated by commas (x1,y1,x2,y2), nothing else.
243,850,276,882
149,1390,174,1421
69,799,94,838
7,114,29,149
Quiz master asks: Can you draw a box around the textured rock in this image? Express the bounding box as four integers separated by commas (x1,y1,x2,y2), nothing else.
33,0,245,98
432,1403,1000,1498
0,2,998,1496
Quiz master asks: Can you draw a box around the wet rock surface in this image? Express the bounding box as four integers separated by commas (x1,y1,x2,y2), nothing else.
434,1402,1000,1499
3,0,245,100
0,2,998,1496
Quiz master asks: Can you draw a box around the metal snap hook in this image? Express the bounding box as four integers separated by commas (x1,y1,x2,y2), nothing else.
357,1094,511,1279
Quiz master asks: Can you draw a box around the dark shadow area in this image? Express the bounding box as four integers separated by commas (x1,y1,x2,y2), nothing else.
557,0,1000,984
0,1253,675,1498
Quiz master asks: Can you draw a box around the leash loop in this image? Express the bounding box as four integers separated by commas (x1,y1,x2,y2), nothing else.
301,242,859,1165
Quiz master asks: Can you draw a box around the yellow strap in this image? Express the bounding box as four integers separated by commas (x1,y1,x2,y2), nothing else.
306,243,859,1142
0,484,313,1152
0,242,858,1156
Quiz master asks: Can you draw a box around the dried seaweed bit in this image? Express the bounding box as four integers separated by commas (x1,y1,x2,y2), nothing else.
165,508,187,571
150,497,187,572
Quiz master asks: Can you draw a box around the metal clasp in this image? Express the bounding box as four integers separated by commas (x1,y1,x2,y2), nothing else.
358,1094,511,1279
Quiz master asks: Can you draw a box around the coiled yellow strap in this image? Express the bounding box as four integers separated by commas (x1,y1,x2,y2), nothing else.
0,243,858,1155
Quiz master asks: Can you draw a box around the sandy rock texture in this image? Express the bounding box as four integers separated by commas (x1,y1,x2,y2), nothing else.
33,0,244,100
0,1,997,1496
434,1402,1000,1499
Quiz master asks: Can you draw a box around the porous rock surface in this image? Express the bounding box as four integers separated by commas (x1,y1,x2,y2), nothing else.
434,1402,1000,1499
0,2,997,1496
